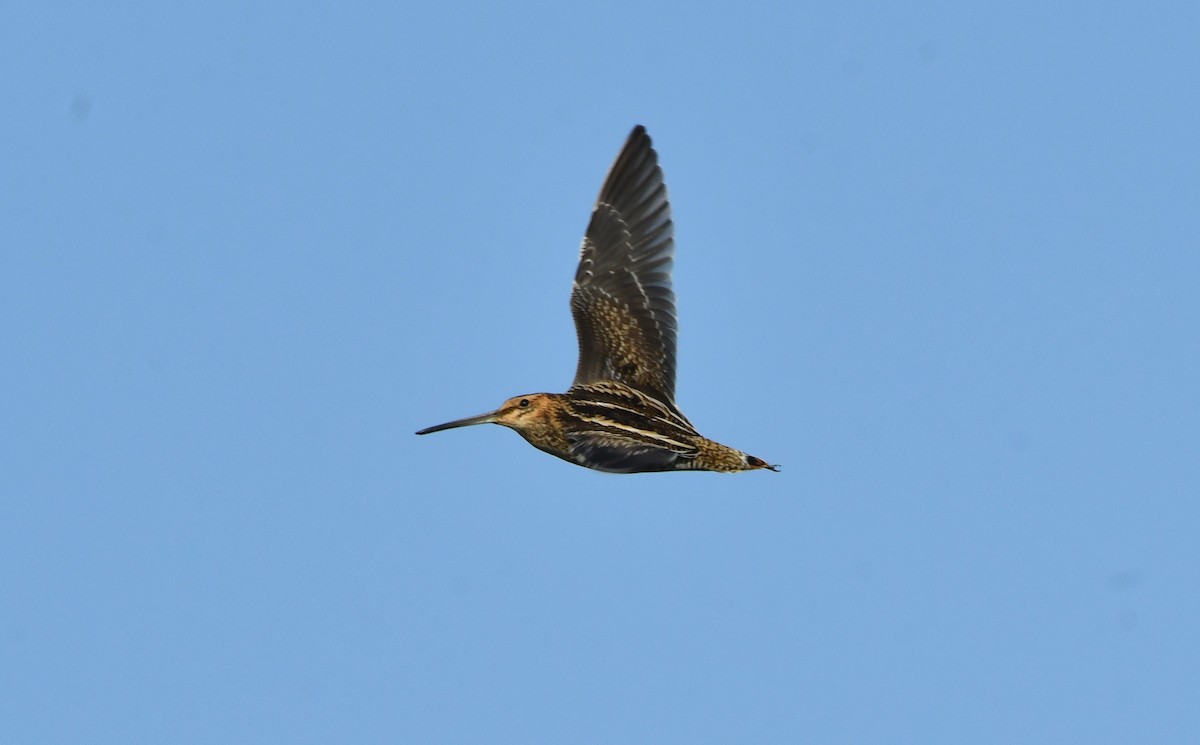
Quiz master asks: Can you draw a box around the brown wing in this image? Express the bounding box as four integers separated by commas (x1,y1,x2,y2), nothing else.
570,125,677,404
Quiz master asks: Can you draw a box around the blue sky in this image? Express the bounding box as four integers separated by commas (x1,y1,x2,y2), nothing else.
3,1,1198,742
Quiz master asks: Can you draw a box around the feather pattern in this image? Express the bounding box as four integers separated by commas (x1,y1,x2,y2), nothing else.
560,382,699,472
571,125,678,404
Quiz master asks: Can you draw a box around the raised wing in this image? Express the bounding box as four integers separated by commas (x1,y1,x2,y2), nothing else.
570,125,677,403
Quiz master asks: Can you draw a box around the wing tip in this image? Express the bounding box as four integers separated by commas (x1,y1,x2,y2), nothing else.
623,125,654,156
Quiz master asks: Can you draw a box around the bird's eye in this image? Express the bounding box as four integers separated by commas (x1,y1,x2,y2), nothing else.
519,398,530,408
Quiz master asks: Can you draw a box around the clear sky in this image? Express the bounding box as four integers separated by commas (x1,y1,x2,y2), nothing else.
3,1,1198,743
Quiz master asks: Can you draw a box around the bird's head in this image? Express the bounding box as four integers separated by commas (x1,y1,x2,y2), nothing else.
416,393,554,436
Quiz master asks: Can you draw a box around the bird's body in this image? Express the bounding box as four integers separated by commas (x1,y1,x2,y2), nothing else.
417,126,777,474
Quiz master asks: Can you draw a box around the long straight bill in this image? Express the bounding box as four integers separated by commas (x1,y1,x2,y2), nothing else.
415,412,497,435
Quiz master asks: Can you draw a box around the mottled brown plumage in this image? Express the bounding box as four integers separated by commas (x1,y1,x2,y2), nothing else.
417,126,777,474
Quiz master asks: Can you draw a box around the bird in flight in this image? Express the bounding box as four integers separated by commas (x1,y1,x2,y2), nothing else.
417,126,778,473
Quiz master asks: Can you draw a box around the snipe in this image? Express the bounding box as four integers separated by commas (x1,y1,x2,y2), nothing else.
417,126,777,473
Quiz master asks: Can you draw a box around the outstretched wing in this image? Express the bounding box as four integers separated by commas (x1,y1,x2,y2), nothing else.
570,125,677,404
